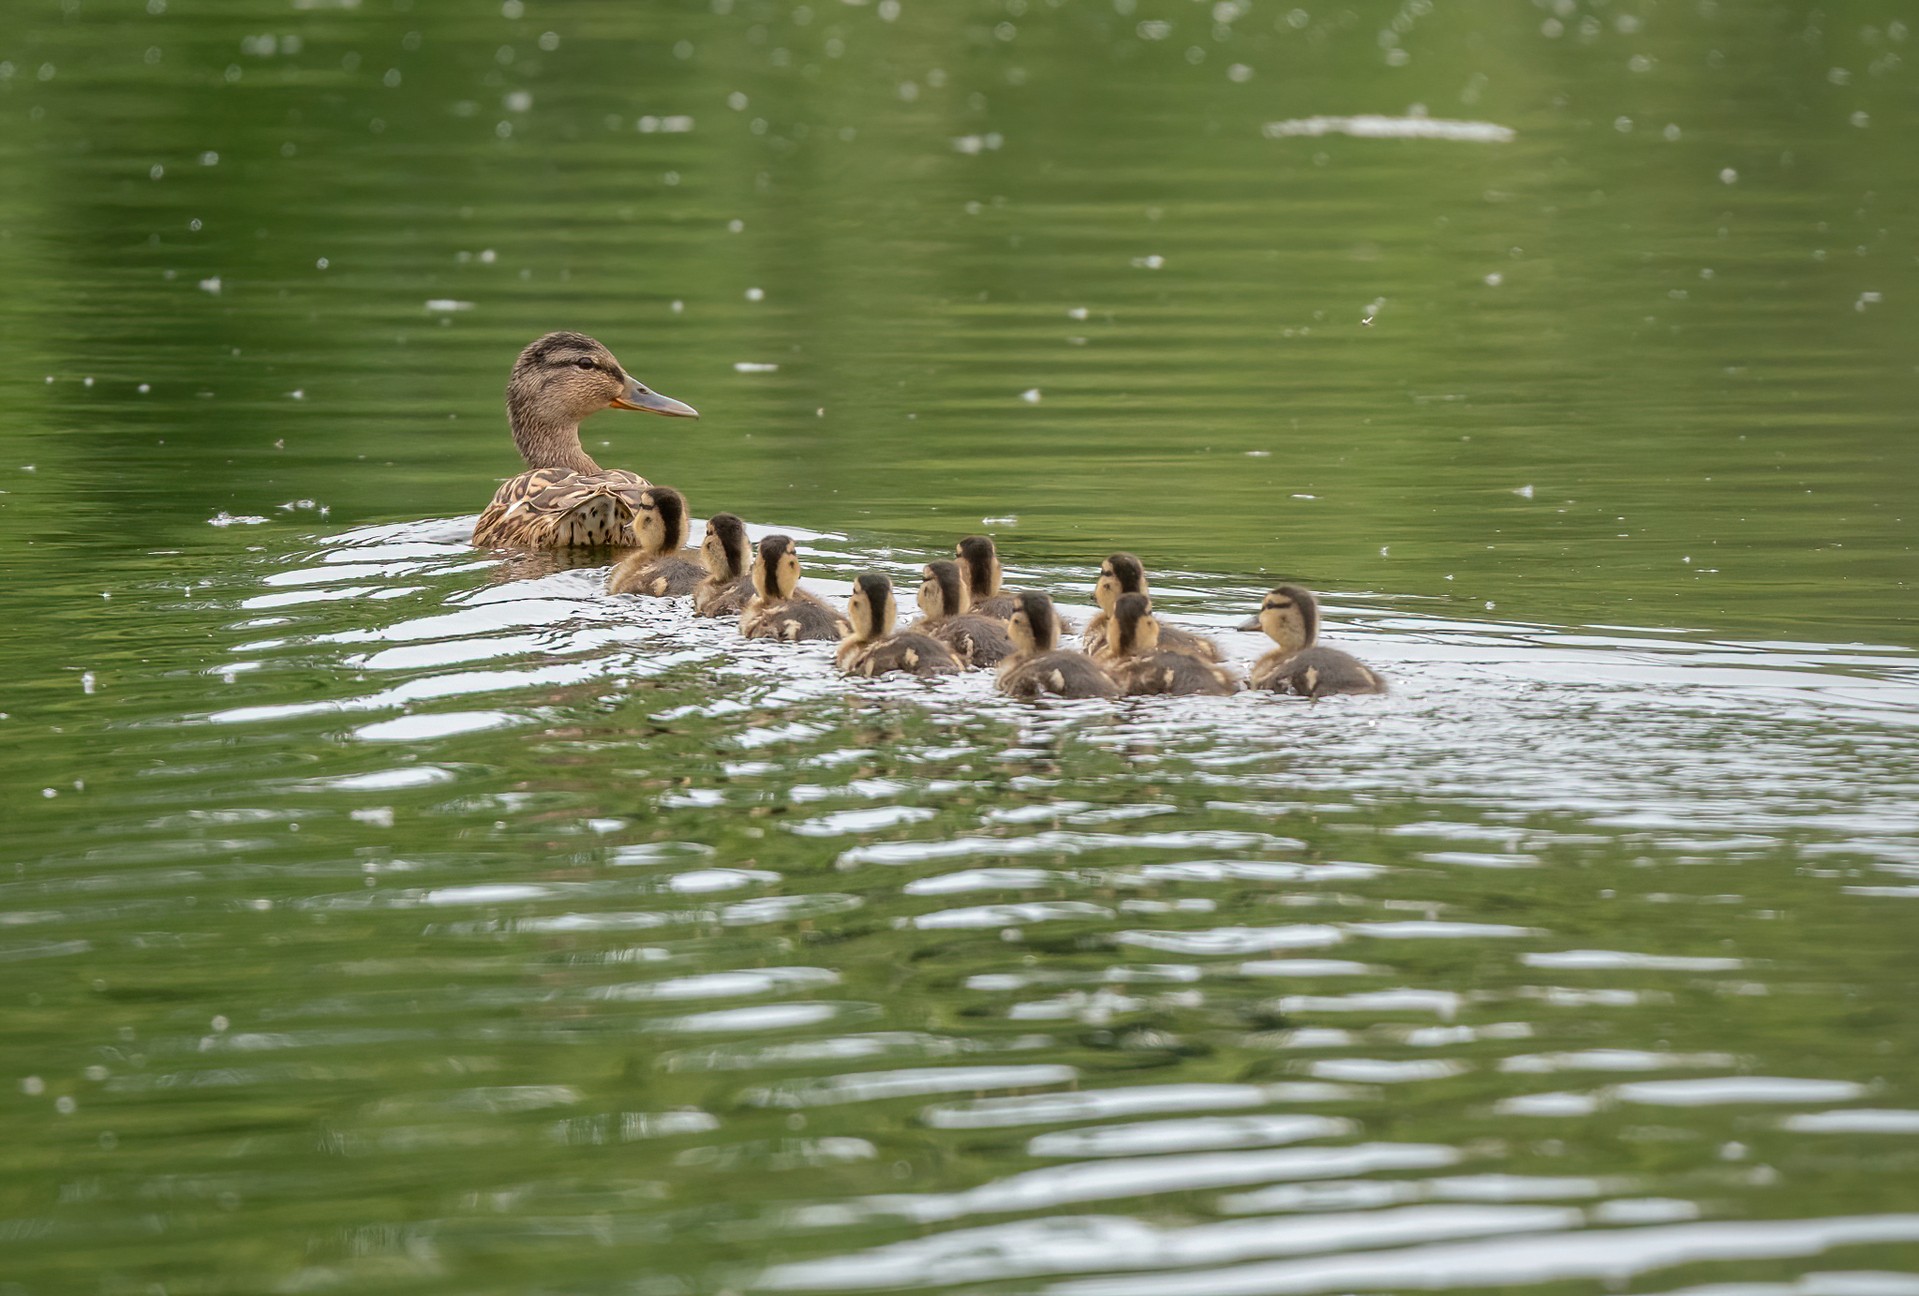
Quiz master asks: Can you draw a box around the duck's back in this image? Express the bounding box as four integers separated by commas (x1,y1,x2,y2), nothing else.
839,633,963,678
694,574,755,618
1112,650,1238,697
607,553,705,596
997,650,1118,700
1251,645,1386,697
474,467,650,549
741,593,850,642
918,614,1014,668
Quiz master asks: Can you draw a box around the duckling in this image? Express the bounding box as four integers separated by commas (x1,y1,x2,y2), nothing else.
1082,552,1223,664
473,332,699,549
692,511,755,618
1242,584,1387,697
954,535,1021,621
836,574,964,679
739,535,851,642
998,591,1119,700
1106,594,1239,696
910,560,1015,668
605,487,705,596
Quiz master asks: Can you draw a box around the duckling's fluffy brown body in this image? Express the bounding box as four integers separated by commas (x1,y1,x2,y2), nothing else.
909,560,1013,668
693,513,756,618
474,333,698,550
1250,645,1385,697
739,535,850,642
838,630,962,679
1113,651,1238,696
996,591,1118,700
696,574,755,618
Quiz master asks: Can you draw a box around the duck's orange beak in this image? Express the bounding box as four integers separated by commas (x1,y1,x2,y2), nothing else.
612,374,699,418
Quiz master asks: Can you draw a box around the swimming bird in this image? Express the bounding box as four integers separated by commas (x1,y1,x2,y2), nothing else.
472,331,697,549
836,573,963,679
1242,585,1387,697
998,591,1118,700
910,560,1014,668
739,535,850,642
1105,594,1238,696
1082,553,1222,664
605,487,705,596
693,512,755,618
954,535,1020,621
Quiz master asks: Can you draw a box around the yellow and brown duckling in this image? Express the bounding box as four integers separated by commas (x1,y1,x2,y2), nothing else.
836,573,964,679
1106,594,1238,697
954,535,1020,621
473,332,698,549
739,535,851,642
692,512,755,618
605,487,705,596
1083,552,1223,664
1242,584,1387,697
998,591,1119,700
910,560,1014,668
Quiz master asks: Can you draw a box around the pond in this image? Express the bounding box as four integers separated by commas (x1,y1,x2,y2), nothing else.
2,2,1916,1293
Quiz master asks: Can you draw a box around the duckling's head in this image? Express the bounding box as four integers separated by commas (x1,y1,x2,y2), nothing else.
955,535,1002,598
1008,591,1061,654
1095,552,1147,613
507,331,699,429
918,560,969,620
847,573,898,641
702,512,749,579
634,486,689,555
1239,584,1317,653
1109,592,1160,657
752,534,801,599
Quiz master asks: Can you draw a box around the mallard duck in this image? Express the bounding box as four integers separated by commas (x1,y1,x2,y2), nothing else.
836,573,964,679
954,535,1020,621
471,331,698,549
910,560,1015,668
1082,552,1223,664
605,487,705,596
1105,594,1238,696
693,511,755,618
739,535,851,642
1242,584,1387,697
998,591,1118,700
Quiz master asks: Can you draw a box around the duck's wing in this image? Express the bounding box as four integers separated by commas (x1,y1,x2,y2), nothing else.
608,554,706,597
472,468,651,549
694,575,754,618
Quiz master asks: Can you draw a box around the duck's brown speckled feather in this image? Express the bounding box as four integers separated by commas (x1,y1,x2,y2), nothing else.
472,467,652,549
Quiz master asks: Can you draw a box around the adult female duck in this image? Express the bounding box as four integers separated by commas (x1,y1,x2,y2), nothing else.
472,332,698,549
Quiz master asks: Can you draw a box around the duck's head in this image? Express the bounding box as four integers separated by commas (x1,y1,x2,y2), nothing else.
634,486,689,555
1095,552,1147,614
702,512,749,579
1239,584,1317,653
846,573,898,642
1008,591,1061,654
751,534,802,600
1109,592,1160,657
955,535,1002,598
918,560,969,620
507,331,698,428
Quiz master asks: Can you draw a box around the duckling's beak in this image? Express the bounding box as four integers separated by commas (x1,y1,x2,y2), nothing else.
1237,615,1262,631
612,375,699,418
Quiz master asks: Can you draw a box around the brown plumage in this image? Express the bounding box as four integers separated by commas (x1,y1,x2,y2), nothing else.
739,535,850,642
836,573,963,679
954,535,1020,621
1082,552,1223,664
1242,584,1387,698
908,560,1014,668
997,591,1118,700
693,512,755,618
606,486,705,596
1105,593,1238,697
472,331,698,550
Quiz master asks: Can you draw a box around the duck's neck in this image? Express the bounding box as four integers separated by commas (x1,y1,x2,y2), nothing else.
510,406,602,475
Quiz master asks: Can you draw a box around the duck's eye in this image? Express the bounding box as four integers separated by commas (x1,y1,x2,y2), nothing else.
575,358,596,371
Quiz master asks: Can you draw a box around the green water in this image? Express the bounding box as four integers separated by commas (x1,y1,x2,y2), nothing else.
3,2,1918,1293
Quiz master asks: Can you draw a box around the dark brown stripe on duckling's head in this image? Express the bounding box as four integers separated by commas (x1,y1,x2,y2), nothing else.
639,486,688,552
704,512,749,577
1011,590,1059,653
955,535,1000,598
1110,592,1157,657
851,572,896,639
1106,552,1146,594
754,534,796,598
921,560,967,618
1272,584,1318,646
